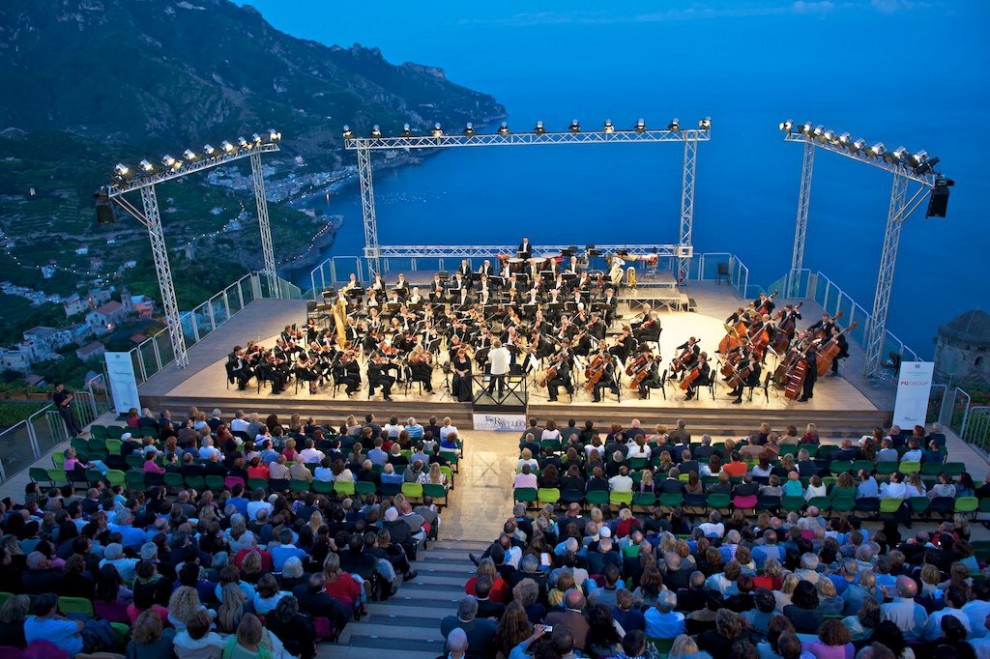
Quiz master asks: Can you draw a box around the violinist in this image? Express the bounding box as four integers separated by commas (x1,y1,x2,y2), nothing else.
343,317,361,345
227,346,253,390
827,326,849,377
632,304,662,346
455,286,474,308
259,352,288,395
601,286,619,323
395,329,418,355
295,351,320,395
451,345,473,402
408,287,423,306
565,255,581,275
683,352,711,401
727,348,762,405
332,350,361,397
370,272,386,295
368,353,397,402
408,345,435,393
366,289,380,309
575,271,592,293
305,318,319,344
545,343,575,403
430,273,445,303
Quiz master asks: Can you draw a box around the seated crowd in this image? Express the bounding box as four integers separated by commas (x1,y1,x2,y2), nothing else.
0,406,461,658
434,416,990,659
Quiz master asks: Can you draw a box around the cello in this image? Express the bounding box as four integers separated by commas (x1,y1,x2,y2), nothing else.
680,355,707,391
816,321,858,377
670,341,696,377
585,353,607,391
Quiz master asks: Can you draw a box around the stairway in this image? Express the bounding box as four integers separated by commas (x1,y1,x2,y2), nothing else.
321,539,491,659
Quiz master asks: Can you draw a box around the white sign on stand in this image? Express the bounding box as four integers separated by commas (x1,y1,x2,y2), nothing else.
473,413,527,432
105,352,141,415
893,361,935,429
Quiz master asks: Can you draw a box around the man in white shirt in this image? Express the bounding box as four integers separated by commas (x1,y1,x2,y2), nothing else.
230,410,249,434
487,339,511,400
608,466,634,493
880,473,908,499
299,439,325,464
199,437,221,461
881,577,928,641
698,511,726,538
963,581,990,638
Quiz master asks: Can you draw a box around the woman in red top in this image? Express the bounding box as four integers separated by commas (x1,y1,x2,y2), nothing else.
126,408,140,428
464,558,510,604
245,457,270,481
323,553,365,615
282,437,298,463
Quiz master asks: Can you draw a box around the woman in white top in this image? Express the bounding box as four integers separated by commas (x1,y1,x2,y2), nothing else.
427,463,447,488
584,437,605,460
804,475,828,501
439,417,457,441
516,448,539,473
541,420,562,441
904,473,927,498
626,436,652,460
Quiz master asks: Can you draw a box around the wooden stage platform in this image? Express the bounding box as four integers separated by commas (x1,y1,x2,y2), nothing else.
137,284,893,440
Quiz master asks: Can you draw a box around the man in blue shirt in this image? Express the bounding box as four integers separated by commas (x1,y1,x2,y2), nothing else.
24,593,84,656
405,417,424,440
856,470,880,499
270,528,308,572
644,590,685,639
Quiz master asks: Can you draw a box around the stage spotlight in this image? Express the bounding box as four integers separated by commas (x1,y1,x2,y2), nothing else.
203,144,216,156
342,125,354,139
113,163,130,178
182,149,198,161
237,136,251,149
139,159,155,173
569,119,581,133
812,125,825,139
887,147,908,165
498,121,509,136
370,125,382,138
635,118,646,133
822,130,835,143
252,133,263,145
161,155,181,171
464,122,475,137
910,150,928,166
798,122,813,135
668,118,680,132
698,117,712,130
869,143,885,157
401,123,412,137
268,129,281,142
432,122,443,137
914,156,939,176
850,139,866,153
603,119,614,134
837,133,851,147
221,140,236,153
535,120,545,135
779,120,794,133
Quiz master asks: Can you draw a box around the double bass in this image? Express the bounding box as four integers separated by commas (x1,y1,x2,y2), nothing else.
756,289,780,316
772,302,803,354
816,322,858,377
783,357,810,401
814,311,844,341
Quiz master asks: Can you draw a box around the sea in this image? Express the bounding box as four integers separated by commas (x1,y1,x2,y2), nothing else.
257,1,990,359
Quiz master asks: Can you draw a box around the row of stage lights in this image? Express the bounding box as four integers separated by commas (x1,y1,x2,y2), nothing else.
779,120,938,176
343,117,713,140
112,129,282,181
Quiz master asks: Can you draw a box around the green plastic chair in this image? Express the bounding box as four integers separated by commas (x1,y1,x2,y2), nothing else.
707,493,731,511
290,479,311,493
851,460,874,474
104,438,122,455
807,496,831,511
47,469,68,485
781,496,806,513
58,596,94,617
334,480,356,497
164,472,185,492
402,482,423,501
184,474,206,491
423,483,448,506
610,491,633,507
89,437,108,454
658,492,683,509
879,497,903,514
628,457,649,471
956,497,979,514
876,462,898,476
29,468,50,484
0,592,13,608
830,495,856,513
633,492,658,508
123,471,144,491
205,475,225,492
440,466,455,490
70,437,90,459
125,454,144,470
246,478,269,492
909,497,930,517
921,462,944,477
648,637,676,658
944,463,966,477
354,481,378,496
89,424,107,440
898,462,921,475
106,426,124,440
311,480,333,495
585,490,609,507
538,488,561,506
514,487,538,505
52,452,66,469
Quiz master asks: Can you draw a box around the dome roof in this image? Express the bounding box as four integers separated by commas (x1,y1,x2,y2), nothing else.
939,309,990,346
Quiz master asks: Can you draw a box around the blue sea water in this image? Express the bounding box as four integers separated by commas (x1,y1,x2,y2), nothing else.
246,0,990,358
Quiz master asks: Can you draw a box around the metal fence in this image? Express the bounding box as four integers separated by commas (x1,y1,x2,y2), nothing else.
964,407,990,455
307,251,762,300
927,383,990,456
0,373,111,484
128,272,301,385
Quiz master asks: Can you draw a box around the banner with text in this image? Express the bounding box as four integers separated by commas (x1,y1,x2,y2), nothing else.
473,413,528,432
893,361,935,429
105,352,141,415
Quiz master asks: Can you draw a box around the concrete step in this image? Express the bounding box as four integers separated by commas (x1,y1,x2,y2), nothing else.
431,539,492,550
405,574,470,588
340,621,445,643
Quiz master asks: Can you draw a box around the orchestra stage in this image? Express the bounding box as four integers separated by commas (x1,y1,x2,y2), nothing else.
137,285,892,439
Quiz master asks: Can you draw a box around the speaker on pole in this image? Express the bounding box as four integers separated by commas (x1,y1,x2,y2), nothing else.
94,188,117,224
926,176,953,219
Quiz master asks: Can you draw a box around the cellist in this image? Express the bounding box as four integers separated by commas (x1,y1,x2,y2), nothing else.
727,348,762,405
636,351,662,399
546,341,575,403
683,352,712,401
672,337,701,380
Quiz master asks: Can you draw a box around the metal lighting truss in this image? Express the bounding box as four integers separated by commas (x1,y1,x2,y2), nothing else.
781,124,943,378
105,137,281,369
344,124,711,278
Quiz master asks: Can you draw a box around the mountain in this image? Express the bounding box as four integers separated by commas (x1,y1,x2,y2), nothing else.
0,0,504,166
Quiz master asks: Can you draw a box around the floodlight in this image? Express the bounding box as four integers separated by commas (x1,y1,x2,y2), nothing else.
914,156,939,176
910,151,928,166
113,164,130,177
869,143,885,157
432,122,443,137
139,159,155,173
252,133,263,145
635,118,646,133
603,119,614,134
569,119,580,133
182,149,197,161
498,122,509,136
799,122,812,135
161,155,180,171
668,118,680,132
534,120,545,135
268,129,281,142
464,122,475,137
698,117,711,130
371,125,382,138
401,123,412,137
779,120,794,133
837,133,851,147
203,144,216,156
851,139,866,153
342,125,353,139
221,140,236,153
237,136,251,150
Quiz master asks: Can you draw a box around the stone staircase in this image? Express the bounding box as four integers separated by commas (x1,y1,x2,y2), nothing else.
319,539,491,659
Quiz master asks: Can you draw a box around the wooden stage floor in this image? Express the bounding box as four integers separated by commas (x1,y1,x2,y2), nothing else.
138,286,889,436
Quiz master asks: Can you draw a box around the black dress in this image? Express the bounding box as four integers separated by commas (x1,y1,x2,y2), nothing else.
452,355,473,402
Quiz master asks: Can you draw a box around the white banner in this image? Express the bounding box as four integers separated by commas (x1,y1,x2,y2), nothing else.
473,413,528,432
105,352,141,415
893,361,935,429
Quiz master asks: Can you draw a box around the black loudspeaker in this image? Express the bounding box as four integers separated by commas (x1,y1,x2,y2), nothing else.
93,189,116,224
926,178,953,218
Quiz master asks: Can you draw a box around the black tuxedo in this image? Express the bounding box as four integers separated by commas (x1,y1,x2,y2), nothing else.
517,241,532,258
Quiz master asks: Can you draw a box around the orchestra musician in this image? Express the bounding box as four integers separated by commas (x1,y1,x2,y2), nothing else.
727,348,762,405
370,272,386,295
601,286,619,323
797,343,818,402
259,352,288,395
683,352,711,401
408,345,435,393
827,326,849,377
451,345,473,402
754,292,775,315
780,303,803,327
517,236,532,259
608,253,626,288
545,342,575,402
673,337,701,378
344,273,360,291
636,352,663,399
227,346,253,390
295,351,320,395
478,259,494,277
608,325,637,366
367,353,397,402
632,303,662,346
808,312,835,339
590,345,620,403
331,349,361,397
565,255,581,275
457,259,472,285
430,273,445,303
393,273,409,300
408,287,423,305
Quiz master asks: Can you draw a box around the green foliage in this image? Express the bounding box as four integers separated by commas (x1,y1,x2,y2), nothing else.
0,401,48,428
0,295,74,345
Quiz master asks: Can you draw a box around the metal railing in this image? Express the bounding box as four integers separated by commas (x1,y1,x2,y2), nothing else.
128,271,301,385
307,251,762,300
773,269,919,365
964,407,990,455
0,373,111,484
